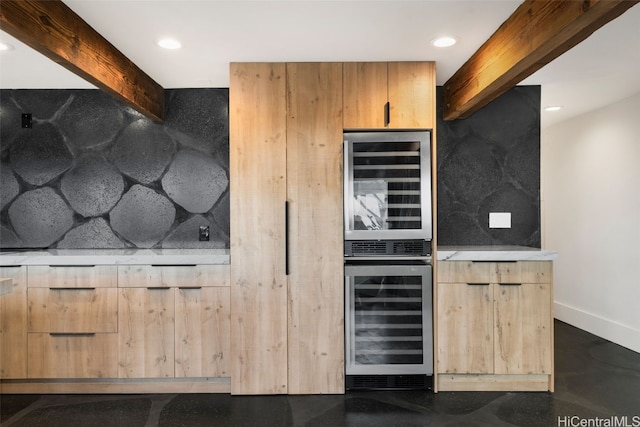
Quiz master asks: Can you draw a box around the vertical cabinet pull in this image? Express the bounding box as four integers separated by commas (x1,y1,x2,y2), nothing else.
285,201,290,276
384,102,390,126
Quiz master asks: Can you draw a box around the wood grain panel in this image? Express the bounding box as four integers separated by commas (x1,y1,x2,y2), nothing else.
118,265,230,288
437,261,492,284
286,62,344,394
437,282,493,374
0,267,27,379
494,282,552,375
438,374,550,392
175,287,230,378
118,288,175,378
343,62,388,129
27,266,117,288
229,62,288,394
27,288,117,333
442,0,639,120
494,261,552,284
27,333,118,378
388,62,436,129
0,0,165,122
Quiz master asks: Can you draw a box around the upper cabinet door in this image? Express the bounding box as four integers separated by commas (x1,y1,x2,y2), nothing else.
343,62,388,129
343,61,436,130
388,62,435,129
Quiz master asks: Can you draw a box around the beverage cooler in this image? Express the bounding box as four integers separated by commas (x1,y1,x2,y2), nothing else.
343,130,433,390
344,263,432,390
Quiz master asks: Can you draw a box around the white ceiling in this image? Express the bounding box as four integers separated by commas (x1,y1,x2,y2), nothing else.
1,0,639,129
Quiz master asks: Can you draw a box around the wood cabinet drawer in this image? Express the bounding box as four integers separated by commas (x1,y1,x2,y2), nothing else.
437,261,492,283
118,265,230,288
438,261,551,284
27,333,118,378
494,262,551,284
28,265,117,288
27,288,118,333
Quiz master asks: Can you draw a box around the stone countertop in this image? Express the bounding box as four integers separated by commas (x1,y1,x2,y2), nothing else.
0,249,230,266
437,246,558,261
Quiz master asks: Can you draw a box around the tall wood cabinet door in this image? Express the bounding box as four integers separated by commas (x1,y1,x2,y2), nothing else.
286,62,345,394
494,282,552,375
118,288,175,378
229,62,288,394
0,267,27,379
437,282,493,374
388,62,436,129
343,62,388,129
175,287,230,378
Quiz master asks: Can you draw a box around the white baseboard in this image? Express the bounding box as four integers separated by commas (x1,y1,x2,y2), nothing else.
554,301,640,354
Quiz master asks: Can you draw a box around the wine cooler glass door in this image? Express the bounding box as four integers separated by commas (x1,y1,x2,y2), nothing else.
345,263,433,376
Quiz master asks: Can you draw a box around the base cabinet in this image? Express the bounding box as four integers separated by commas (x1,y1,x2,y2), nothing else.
1,264,230,393
0,266,27,379
436,261,554,391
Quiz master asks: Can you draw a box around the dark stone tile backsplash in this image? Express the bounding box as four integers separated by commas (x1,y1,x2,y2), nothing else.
437,86,541,247
0,89,229,249
1,85,539,250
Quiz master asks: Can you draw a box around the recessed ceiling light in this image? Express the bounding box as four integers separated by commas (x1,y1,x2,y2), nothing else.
157,38,181,50
0,42,15,51
544,106,563,112
432,36,457,48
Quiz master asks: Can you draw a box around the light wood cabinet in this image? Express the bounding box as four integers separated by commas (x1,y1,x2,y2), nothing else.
118,287,175,378
0,266,27,379
118,265,231,379
343,61,436,129
175,286,230,378
230,62,344,395
27,287,118,333
27,333,118,379
436,261,554,391
286,62,344,394
24,266,119,379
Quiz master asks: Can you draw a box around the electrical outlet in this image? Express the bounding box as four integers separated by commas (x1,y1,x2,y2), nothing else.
21,113,32,128
199,225,210,241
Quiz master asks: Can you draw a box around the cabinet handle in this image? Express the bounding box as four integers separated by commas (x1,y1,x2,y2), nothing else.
384,102,390,126
285,201,290,276
49,265,95,268
147,287,171,290
151,264,197,267
499,283,522,286
467,282,490,286
178,287,202,290
50,287,95,291
49,333,96,337
0,265,22,268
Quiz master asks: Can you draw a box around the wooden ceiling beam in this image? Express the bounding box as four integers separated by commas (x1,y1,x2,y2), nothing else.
443,0,639,121
0,0,164,122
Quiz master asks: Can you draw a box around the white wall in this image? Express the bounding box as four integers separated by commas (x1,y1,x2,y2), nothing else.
542,92,640,353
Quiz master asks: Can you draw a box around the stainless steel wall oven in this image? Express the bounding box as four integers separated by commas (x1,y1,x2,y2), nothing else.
343,130,433,390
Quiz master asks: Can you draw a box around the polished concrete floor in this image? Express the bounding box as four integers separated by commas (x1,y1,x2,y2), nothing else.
1,320,639,427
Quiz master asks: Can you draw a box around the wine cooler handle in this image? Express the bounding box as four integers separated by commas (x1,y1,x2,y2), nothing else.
285,201,290,276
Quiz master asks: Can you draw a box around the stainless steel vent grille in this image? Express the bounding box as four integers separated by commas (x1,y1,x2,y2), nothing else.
346,374,431,390
345,240,430,257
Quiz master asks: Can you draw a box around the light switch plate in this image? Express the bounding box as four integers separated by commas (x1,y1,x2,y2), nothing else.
489,212,511,229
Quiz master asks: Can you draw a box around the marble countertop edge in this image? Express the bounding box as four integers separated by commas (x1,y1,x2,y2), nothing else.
0,249,230,266
437,246,558,261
